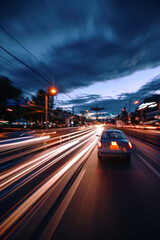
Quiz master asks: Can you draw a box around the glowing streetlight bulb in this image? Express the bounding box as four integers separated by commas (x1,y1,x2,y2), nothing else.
134,100,139,104
50,88,57,95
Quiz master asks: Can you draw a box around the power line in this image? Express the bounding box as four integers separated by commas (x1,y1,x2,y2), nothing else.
0,57,85,114
0,25,59,82
0,55,45,93
0,25,76,93
0,46,73,98
0,25,88,111
0,45,53,86
0,46,88,113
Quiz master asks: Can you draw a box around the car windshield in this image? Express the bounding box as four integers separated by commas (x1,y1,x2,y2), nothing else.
101,131,125,140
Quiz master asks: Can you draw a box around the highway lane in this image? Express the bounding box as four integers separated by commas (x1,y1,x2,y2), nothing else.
47,137,160,240
0,127,160,240
0,126,82,140
0,126,101,239
126,135,160,176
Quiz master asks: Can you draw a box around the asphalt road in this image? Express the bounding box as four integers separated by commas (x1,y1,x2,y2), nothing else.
0,127,160,240
52,140,160,240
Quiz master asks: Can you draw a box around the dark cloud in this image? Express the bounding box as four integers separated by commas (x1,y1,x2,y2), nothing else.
58,75,160,114
58,94,102,106
0,0,160,97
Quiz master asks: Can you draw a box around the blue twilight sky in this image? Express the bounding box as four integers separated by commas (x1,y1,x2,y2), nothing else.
69,66,160,99
0,0,160,115
57,66,160,115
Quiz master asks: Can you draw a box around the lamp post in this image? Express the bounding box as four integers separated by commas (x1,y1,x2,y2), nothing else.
85,109,89,123
45,87,57,130
134,100,139,105
134,100,141,123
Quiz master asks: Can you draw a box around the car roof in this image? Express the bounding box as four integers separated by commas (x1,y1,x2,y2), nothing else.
103,129,123,133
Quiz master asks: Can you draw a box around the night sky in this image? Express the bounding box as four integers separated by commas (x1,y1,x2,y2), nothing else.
0,0,160,115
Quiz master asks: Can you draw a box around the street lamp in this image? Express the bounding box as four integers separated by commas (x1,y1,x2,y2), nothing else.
85,109,89,123
49,88,57,95
134,100,142,123
134,100,139,104
45,87,57,130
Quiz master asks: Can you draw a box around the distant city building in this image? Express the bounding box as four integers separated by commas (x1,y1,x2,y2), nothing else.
136,95,160,123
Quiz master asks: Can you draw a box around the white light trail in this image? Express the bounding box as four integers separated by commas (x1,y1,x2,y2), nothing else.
0,140,79,190
0,136,50,151
0,136,32,143
1,133,97,201
0,134,98,237
1,129,98,190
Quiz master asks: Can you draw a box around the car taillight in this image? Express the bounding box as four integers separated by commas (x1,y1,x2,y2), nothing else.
128,142,132,148
111,141,118,146
98,141,102,148
110,141,120,150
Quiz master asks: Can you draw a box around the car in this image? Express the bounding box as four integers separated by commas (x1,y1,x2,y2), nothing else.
97,129,132,160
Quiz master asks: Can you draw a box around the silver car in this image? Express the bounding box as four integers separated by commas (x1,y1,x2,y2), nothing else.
97,129,132,160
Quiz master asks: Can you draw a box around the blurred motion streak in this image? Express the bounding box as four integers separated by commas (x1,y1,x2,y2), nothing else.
1,129,99,191
0,132,99,237
0,128,94,165
0,140,79,190
0,136,50,151
0,136,32,143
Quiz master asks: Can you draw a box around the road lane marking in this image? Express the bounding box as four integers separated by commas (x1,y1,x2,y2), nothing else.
128,136,160,166
39,168,86,240
137,153,160,178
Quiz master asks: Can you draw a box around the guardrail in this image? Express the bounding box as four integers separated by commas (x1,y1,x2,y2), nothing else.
0,127,95,164
116,127,160,147
121,125,160,130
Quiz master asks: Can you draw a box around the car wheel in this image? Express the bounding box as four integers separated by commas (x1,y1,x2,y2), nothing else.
98,153,102,160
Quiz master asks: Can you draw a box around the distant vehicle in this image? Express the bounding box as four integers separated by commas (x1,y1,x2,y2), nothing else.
97,129,132,160
11,118,28,128
116,120,123,127
0,120,9,128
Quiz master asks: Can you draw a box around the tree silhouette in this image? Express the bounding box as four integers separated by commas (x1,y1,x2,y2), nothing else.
0,76,21,120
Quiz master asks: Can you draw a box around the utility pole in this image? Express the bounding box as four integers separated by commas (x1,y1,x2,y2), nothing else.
45,94,48,130
129,100,131,112
91,106,104,121
141,109,143,122
45,87,57,130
